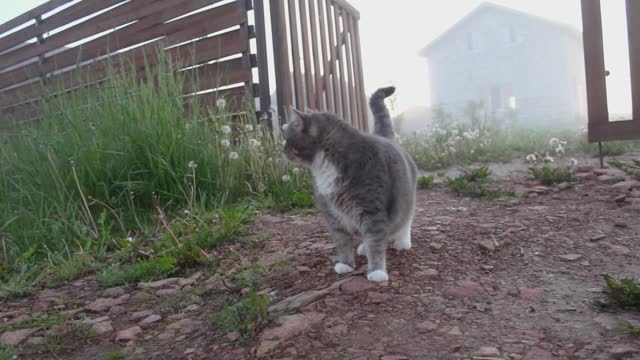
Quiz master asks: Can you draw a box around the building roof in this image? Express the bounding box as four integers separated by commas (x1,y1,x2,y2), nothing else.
419,2,582,57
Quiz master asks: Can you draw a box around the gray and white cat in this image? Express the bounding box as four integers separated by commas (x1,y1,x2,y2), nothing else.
283,86,417,282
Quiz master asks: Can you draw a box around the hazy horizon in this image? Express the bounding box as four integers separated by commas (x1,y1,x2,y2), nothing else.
0,0,633,117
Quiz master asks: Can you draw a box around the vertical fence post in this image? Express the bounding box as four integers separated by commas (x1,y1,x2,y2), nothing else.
270,0,292,124
254,0,272,122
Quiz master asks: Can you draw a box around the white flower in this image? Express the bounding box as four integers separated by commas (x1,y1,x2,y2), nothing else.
216,98,226,108
282,175,291,181
267,157,273,162
555,144,565,156
229,152,239,160
282,124,289,131
549,138,560,146
222,125,231,134
245,124,254,131
188,161,198,169
220,139,231,148
184,122,192,130
449,147,457,154
125,236,135,243
249,139,260,147
293,167,300,174
544,155,555,163
526,154,537,162
569,158,579,167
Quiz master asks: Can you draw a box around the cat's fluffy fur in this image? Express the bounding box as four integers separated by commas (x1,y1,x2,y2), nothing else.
283,86,417,282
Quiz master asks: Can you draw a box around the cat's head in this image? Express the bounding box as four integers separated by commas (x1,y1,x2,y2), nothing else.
283,108,341,166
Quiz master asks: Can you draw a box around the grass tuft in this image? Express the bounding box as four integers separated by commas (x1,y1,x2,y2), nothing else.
212,289,270,339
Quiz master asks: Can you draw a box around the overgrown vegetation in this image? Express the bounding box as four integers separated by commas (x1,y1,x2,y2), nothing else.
529,166,574,185
212,289,271,339
417,175,435,189
7,313,69,331
0,347,16,360
399,103,640,171
446,167,506,198
0,54,313,291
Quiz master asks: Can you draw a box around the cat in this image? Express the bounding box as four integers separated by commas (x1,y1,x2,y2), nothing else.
283,86,417,282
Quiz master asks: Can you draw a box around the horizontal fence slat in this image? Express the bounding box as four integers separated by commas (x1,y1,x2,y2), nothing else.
0,0,125,54
1,29,250,110
0,0,75,35
182,56,254,95
184,84,256,114
0,0,233,92
0,0,161,71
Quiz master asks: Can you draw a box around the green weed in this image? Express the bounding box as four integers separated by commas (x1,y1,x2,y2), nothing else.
417,175,435,189
446,167,505,198
212,289,270,339
7,313,69,331
103,348,126,360
97,256,178,287
594,275,640,310
0,264,46,299
529,166,574,185
610,160,640,179
0,347,16,360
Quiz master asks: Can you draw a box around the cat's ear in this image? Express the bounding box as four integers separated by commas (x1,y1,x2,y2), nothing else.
290,107,308,120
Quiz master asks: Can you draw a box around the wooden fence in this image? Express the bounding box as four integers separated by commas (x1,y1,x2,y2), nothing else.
0,0,260,123
267,0,367,130
582,0,640,142
0,0,367,130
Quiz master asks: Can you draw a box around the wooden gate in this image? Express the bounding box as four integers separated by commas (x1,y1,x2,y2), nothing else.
263,0,367,130
582,0,640,142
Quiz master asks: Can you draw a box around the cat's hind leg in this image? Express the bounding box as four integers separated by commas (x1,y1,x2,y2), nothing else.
392,218,413,251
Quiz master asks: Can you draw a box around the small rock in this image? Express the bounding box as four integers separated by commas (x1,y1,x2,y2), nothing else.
137,278,180,289
590,234,606,242
184,304,200,312
103,287,126,298
0,328,40,346
380,356,409,360
139,314,162,326
108,305,126,315
224,330,241,342
475,346,501,357
116,326,143,342
416,268,439,277
611,180,640,192
87,294,129,312
340,277,376,294
608,244,631,256
577,165,595,173
609,344,639,359
269,289,330,312
528,193,539,199
614,194,627,203
157,329,176,340
523,347,553,360
446,281,484,298
478,240,496,252
257,313,325,357
446,326,462,336
614,222,629,228
130,310,153,321
26,336,46,345
156,288,179,297
558,254,582,261
416,321,438,333
598,174,624,183
557,182,571,190
429,242,443,251
367,292,391,304
519,288,545,301
92,321,114,335
576,172,596,180
178,272,201,287
166,318,202,335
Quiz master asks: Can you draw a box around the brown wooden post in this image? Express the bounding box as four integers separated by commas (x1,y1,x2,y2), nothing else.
270,0,292,123
254,0,272,116
318,0,333,112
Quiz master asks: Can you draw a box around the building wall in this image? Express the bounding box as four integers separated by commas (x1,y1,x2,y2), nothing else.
427,9,586,127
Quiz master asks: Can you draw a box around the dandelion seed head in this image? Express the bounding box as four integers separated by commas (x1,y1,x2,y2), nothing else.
216,98,226,108
220,139,231,148
293,167,300,174
245,124,254,131
249,139,260,147
188,160,198,169
229,152,239,160
282,175,291,181
549,138,560,146
222,125,232,134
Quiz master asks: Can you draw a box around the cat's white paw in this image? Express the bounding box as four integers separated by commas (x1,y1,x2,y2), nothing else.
334,263,354,274
393,238,411,251
357,243,367,256
367,270,389,282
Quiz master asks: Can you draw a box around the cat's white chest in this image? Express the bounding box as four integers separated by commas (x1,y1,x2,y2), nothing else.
311,151,339,195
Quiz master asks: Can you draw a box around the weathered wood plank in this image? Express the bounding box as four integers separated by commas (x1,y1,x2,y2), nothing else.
317,0,332,112
0,0,74,35
299,0,315,109
325,0,340,116
270,0,292,121
308,0,324,110
253,0,271,113
333,5,348,120
287,0,304,109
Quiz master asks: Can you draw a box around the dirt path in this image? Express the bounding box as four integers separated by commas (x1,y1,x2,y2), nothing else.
2,167,640,359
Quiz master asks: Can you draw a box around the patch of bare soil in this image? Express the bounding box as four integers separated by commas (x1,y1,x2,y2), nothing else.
2,165,640,360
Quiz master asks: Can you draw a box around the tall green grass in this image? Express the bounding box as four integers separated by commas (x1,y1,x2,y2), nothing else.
0,55,311,277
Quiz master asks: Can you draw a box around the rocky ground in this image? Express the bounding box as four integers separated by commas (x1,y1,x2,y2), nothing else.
2,162,640,359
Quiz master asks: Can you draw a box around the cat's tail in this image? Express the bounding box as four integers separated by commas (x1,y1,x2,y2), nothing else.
369,86,396,140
